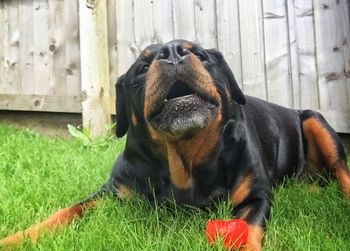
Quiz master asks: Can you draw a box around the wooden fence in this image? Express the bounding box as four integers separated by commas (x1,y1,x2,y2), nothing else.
0,0,350,133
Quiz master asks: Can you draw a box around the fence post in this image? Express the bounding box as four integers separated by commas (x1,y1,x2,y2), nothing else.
79,0,110,139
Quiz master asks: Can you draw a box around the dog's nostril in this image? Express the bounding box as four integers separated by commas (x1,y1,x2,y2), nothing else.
176,45,189,57
158,47,170,60
157,43,189,64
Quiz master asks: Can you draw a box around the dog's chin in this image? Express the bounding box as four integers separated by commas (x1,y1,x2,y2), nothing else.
150,94,218,137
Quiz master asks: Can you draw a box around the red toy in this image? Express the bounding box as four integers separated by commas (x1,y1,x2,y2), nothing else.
206,219,249,249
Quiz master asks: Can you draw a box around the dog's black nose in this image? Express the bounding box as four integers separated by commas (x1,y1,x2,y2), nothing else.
156,41,190,64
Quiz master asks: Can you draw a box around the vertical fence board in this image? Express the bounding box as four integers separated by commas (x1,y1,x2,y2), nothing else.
0,1,8,93
238,0,267,99
48,0,66,96
263,1,292,107
314,0,349,111
339,0,350,110
107,0,117,95
79,0,111,137
216,0,243,89
3,0,19,94
116,0,136,77
172,0,196,41
194,0,217,48
134,0,154,52
289,0,319,109
18,1,34,95
65,0,81,97
0,1,4,93
286,0,300,109
153,0,174,43
33,0,50,96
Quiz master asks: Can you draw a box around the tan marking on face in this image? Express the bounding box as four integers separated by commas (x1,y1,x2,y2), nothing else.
131,112,137,126
144,60,162,120
144,54,221,122
183,41,193,49
240,225,264,251
231,175,253,205
143,49,152,59
116,185,135,199
189,54,221,102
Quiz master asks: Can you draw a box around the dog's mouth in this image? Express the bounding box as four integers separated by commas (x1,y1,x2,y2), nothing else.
149,80,219,136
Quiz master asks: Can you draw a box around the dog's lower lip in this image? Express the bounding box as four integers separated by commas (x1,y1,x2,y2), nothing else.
163,94,218,106
164,94,196,103
150,94,218,122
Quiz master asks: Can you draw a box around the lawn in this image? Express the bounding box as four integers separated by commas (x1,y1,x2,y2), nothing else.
0,123,349,251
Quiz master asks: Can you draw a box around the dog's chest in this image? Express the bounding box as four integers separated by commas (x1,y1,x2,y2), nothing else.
150,162,227,207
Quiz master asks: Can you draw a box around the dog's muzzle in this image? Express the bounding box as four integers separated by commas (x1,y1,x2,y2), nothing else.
144,41,221,137
152,83,218,136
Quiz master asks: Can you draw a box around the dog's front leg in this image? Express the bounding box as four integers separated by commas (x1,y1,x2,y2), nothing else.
0,193,102,248
230,175,272,251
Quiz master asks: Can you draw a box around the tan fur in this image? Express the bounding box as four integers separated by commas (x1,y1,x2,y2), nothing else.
241,225,264,251
178,112,222,167
303,118,338,168
0,201,97,248
166,142,193,189
144,60,162,120
143,51,224,189
303,118,350,197
189,54,221,101
144,54,221,121
335,164,350,198
238,208,252,221
183,41,193,49
116,185,135,199
231,175,253,205
143,49,152,59
303,128,323,176
148,111,222,189
131,112,137,126
164,112,222,189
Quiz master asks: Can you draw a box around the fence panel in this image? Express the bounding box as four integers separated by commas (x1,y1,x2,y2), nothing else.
0,0,81,112
0,0,349,132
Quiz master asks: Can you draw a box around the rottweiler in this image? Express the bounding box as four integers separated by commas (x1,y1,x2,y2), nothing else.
1,40,350,250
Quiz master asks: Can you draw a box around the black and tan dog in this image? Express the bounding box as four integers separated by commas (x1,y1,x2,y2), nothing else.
1,40,350,250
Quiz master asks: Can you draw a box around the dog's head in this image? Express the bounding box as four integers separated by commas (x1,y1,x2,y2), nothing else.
115,40,245,139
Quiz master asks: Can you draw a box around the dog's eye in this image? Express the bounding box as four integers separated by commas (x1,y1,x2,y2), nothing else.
140,65,149,74
193,51,206,61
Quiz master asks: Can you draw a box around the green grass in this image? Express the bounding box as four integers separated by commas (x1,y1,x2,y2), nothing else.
0,123,349,250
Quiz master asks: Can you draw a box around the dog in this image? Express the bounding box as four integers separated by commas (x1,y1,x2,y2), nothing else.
1,40,350,250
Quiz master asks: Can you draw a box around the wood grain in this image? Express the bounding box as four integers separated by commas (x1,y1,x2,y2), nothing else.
0,0,349,133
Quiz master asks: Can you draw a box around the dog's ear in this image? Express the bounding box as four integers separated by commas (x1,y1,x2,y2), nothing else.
115,74,128,137
208,49,246,105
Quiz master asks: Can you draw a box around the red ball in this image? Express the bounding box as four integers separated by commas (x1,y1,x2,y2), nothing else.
206,219,249,249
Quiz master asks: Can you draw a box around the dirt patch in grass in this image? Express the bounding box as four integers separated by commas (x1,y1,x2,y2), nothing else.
0,111,81,137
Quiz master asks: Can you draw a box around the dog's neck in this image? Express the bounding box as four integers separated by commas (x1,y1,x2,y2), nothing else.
163,113,222,189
